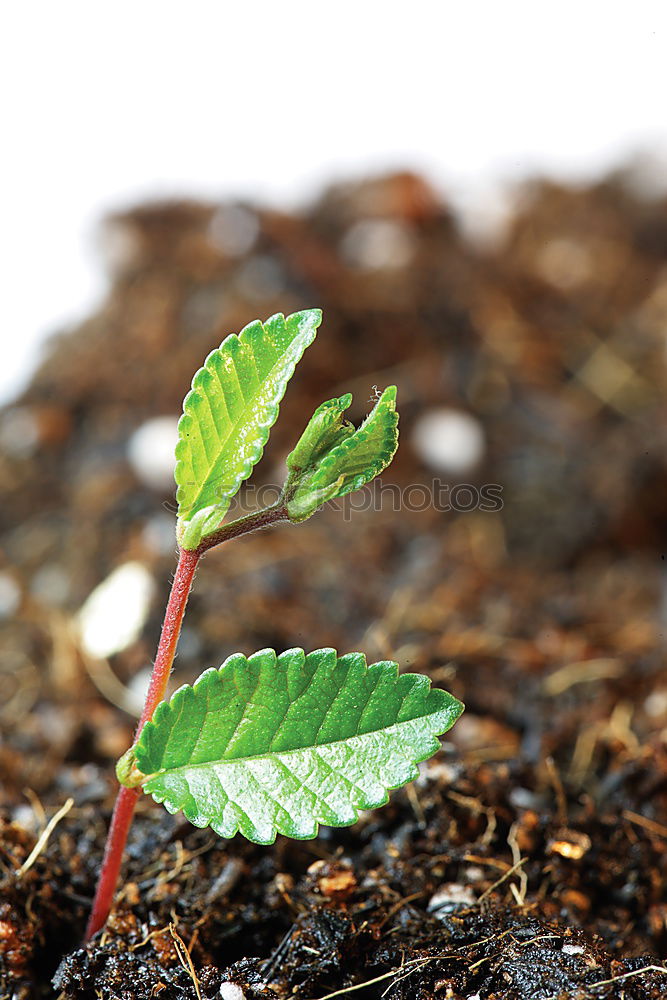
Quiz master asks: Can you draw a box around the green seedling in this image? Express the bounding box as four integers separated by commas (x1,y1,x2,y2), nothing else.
85,309,463,939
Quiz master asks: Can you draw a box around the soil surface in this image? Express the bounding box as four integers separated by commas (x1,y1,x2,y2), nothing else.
1,169,666,998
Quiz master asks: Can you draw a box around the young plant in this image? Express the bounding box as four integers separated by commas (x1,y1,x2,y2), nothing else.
85,309,463,939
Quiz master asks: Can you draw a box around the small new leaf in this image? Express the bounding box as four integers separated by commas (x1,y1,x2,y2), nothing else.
285,387,399,522
175,309,321,549
127,647,463,844
286,393,353,472
115,747,145,789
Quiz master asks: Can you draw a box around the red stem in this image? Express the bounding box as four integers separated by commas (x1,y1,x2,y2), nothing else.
85,546,200,939
136,547,200,732
85,503,288,940
83,785,141,940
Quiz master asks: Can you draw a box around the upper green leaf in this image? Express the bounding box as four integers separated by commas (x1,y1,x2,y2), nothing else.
175,309,321,549
129,647,463,844
285,386,399,522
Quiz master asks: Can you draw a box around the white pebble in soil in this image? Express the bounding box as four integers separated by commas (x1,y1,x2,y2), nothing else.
98,218,144,277
427,882,476,916
77,561,155,659
209,204,259,257
341,219,415,270
412,408,485,475
0,407,40,457
644,688,667,718
219,984,247,1000
127,417,180,490
0,572,21,619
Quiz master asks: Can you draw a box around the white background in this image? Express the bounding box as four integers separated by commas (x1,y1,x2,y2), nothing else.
2,1,666,402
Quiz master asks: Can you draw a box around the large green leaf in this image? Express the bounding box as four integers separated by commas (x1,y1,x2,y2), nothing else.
128,647,463,844
285,386,399,521
175,309,321,549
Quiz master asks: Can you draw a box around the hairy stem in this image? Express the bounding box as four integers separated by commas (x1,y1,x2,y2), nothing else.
194,501,289,555
85,503,287,940
83,785,141,941
85,545,199,939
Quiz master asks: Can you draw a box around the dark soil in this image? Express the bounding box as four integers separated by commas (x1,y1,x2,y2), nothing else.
1,169,666,998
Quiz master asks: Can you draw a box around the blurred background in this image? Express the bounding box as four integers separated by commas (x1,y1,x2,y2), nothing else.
2,0,667,974
4,1,667,403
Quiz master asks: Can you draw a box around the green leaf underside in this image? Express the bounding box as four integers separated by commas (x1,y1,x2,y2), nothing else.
286,387,399,520
134,647,463,844
175,309,321,546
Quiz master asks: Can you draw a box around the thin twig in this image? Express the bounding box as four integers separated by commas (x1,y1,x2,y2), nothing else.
476,858,527,904
541,963,667,1000
583,964,667,989
543,658,622,696
377,890,427,930
545,756,568,826
169,922,201,1000
447,790,497,847
310,968,402,1000
463,853,512,872
623,809,667,840
23,787,46,828
405,783,426,826
17,798,74,877
260,924,297,987
128,923,170,952
312,954,465,1000
507,821,528,905
382,957,431,995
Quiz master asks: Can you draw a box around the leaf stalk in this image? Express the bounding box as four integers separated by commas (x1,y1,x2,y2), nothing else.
192,501,288,555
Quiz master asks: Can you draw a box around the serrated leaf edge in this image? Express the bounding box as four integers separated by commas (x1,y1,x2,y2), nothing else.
143,716,446,844
175,309,321,530
309,385,398,496
134,646,463,844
